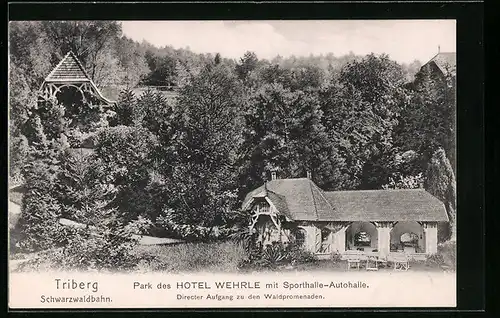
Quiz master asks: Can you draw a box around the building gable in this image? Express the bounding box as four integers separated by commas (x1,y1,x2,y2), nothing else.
45,51,91,82
420,52,456,77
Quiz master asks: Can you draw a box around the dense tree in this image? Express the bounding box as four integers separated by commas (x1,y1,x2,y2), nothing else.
14,159,63,252
319,54,410,189
239,83,348,193
54,151,117,224
144,50,178,86
111,89,137,127
394,66,456,173
235,51,259,82
115,37,150,88
93,126,158,221
40,21,123,86
9,63,38,178
137,89,173,134
154,63,243,231
289,65,325,91
51,149,140,270
9,22,54,88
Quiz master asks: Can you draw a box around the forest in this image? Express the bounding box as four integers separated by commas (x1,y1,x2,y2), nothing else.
9,21,456,270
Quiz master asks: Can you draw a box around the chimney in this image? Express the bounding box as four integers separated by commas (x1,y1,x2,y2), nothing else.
271,170,277,181
306,170,312,179
438,45,441,54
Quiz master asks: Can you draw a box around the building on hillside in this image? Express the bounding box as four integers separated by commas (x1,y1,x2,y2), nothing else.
413,51,456,88
242,173,449,260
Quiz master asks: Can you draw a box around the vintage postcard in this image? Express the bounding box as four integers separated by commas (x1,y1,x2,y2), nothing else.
8,19,457,309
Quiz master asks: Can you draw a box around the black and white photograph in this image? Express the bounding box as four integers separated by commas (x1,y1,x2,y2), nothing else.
8,19,457,308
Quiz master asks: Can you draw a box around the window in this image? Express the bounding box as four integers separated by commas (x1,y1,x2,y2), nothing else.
293,228,306,247
258,202,269,214
252,201,269,214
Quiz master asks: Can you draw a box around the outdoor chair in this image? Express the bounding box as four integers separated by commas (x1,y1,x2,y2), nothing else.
393,254,410,271
347,256,361,270
365,256,378,271
376,256,388,268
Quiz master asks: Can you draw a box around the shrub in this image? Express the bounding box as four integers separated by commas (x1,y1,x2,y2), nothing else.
156,210,237,242
260,242,291,266
425,253,445,267
55,231,139,271
237,241,317,270
229,226,257,252
14,226,140,272
424,240,456,270
287,244,318,265
330,251,343,263
437,240,456,270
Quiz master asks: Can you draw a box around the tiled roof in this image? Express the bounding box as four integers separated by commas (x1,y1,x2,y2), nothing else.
243,178,339,221
243,178,448,222
323,189,449,222
266,190,292,219
424,52,456,76
45,51,91,82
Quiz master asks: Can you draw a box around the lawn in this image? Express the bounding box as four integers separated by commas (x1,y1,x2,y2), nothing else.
132,241,247,273
131,241,453,274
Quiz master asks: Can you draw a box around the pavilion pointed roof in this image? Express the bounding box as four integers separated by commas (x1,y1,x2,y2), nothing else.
40,51,116,105
45,51,91,82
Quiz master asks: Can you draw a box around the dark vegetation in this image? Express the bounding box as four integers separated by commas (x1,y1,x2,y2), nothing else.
9,21,456,271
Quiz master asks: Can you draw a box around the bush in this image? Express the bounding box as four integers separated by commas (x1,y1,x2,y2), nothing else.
15,195,64,253
229,226,257,252
14,226,140,272
55,231,139,271
238,241,317,270
156,210,237,242
425,240,456,270
330,251,343,263
437,240,456,270
425,253,445,267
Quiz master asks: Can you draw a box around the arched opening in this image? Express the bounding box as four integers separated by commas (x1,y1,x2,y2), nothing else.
56,85,85,109
390,221,425,253
345,222,378,252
